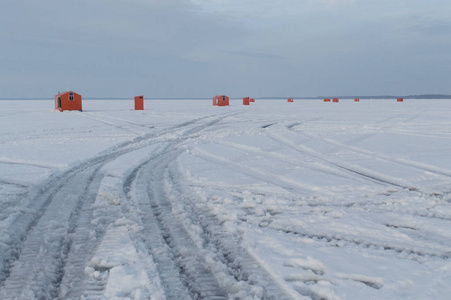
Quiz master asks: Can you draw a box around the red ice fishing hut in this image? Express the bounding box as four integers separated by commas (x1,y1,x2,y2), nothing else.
243,97,250,105
213,95,229,106
324,98,331,102
397,98,404,102
287,98,294,102
135,95,144,110
55,91,82,112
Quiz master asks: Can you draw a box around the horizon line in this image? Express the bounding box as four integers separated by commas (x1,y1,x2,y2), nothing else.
1,94,451,100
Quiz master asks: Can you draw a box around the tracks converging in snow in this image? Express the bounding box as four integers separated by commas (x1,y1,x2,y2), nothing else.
0,110,290,299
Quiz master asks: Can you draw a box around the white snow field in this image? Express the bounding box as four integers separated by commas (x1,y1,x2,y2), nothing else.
0,98,450,299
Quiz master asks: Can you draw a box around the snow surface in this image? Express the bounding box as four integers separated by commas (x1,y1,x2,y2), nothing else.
0,99,450,299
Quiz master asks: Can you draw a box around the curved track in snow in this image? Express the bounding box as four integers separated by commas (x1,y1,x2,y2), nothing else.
0,111,291,299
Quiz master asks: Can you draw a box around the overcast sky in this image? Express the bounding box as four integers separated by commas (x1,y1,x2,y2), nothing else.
1,0,450,98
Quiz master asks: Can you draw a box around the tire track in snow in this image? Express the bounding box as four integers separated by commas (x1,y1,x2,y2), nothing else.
164,164,295,300
299,131,451,181
271,226,451,261
214,139,379,188
268,133,416,191
74,111,144,136
82,111,155,130
0,164,104,299
0,180,29,188
261,123,276,129
123,117,233,299
283,126,451,201
190,148,323,196
126,161,193,299
135,154,228,299
57,169,112,299
0,111,238,298
286,111,425,157
72,113,238,298
325,111,424,148
0,124,115,145
60,115,226,298
121,113,291,299
0,159,63,170
284,117,324,130
270,133,451,227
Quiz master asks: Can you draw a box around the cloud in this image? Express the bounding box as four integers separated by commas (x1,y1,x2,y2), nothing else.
1,0,451,97
0,0,251,97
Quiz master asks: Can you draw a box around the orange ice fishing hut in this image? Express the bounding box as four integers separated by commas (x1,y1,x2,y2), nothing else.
55,91,82,112
213,95,229,106
135,95,144,110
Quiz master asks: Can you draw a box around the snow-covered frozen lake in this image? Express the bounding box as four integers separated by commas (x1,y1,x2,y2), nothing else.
0,99,450,299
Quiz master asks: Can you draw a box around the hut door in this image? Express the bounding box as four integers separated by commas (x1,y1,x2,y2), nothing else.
57,97,61,108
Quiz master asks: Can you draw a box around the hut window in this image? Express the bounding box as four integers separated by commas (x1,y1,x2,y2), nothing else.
69,93,74,101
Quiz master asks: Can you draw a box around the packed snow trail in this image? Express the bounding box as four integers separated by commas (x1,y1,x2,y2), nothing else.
0,113,221,298
0,110,291,299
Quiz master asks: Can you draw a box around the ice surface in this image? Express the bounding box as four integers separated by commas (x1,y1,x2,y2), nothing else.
0,99,450,299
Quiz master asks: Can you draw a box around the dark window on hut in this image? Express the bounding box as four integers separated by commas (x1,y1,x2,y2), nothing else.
69,93,74,101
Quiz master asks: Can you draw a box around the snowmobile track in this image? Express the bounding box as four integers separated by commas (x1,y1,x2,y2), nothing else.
274,226,451,261
0,164,104,299
121,113,290,299
127,119,231,299
0,112,237,298
165,165,293,300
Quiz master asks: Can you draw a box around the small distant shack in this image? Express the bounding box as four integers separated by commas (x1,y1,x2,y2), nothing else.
397,98,404,102
332,98,339,103
250,98,255,102
287,98,294,102
55,91,82,112
324,98,330,102
354,98,360,102
243,97,250,105
213,95,229,106
135,95,144,110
